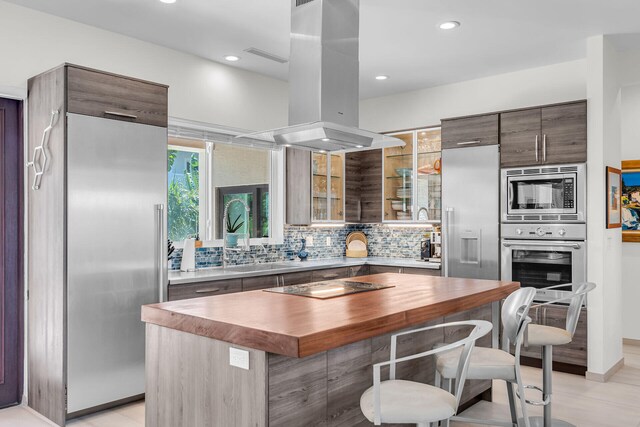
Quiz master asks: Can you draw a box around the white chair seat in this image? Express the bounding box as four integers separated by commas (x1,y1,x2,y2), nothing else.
360,379,457,424
436,346,516,381
527,324,572,346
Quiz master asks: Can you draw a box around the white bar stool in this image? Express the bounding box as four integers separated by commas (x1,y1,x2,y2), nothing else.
434,287,537,427
522,282,596,427
359,320,493,427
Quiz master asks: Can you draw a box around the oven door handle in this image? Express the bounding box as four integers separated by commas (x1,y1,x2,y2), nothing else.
502,242,581,249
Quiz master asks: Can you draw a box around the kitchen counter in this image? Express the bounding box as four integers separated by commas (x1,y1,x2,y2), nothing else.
143,273,516,427
168,256,441,285
144,273,515,358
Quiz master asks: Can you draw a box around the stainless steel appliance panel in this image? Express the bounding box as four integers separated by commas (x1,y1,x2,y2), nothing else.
501,163,586,222
66,113,167,413
501,239,586,301
442,145,500,280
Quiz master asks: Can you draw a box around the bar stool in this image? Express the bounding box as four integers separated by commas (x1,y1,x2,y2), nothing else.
434,287,537,427
523,282,596,427
359,320,493,427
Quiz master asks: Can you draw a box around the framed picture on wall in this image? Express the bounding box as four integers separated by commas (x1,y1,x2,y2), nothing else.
606,166,622,229
622,161,640,241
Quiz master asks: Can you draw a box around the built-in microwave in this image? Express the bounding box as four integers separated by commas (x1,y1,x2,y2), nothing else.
501,163,586,222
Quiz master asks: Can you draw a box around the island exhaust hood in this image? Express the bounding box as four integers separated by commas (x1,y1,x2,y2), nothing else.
237,0,403,152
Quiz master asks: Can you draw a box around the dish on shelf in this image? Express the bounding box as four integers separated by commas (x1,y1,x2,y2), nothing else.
396,212,412,220
395,167,412,177
391,201,409,211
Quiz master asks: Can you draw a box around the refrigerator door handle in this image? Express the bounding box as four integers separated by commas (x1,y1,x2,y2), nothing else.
443,207,454,277
156,204,165,302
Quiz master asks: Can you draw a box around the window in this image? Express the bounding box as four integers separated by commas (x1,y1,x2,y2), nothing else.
167,140,206,242
167,126,282,246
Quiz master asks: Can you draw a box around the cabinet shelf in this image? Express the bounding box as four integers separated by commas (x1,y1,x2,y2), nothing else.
313,173,340,179
385,150,441,159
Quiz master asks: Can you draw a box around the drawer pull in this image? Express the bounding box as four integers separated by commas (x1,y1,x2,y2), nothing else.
104,110,138,119
457,140,480,146
322,274,339,279
195,288,221,294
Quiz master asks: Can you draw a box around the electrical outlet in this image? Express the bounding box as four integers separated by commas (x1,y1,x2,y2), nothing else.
326,236,331,246
229,347,250,370
306,235,314,246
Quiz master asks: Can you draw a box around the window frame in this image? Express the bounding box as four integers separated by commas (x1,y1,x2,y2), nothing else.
168,118,284,250
167,143,207,243
217,184,270,240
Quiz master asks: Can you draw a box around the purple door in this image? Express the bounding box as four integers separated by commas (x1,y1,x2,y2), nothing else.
0,97,23,408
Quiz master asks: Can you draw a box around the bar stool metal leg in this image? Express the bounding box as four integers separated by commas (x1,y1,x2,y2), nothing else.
524,344,575,427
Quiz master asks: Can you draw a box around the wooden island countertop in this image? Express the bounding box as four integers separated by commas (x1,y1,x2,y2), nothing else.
141,273,519,358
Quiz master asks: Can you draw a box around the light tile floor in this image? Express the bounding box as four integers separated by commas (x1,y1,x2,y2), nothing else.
2,345,639,427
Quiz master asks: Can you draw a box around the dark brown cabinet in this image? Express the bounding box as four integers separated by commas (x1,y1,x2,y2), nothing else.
519,305,588,372
312,267,350,281
441,113,499,149
345,149,383,223
242,275,280,292
285,147,312,225
67,65,168,127
168,279,242,301
402,267,441,276
500,101,587,167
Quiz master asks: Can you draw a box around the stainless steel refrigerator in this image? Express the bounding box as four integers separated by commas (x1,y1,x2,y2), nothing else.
66,113,167,414
442,144,500,280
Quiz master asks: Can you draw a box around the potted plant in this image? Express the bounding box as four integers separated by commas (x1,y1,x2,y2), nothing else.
226,212,245,248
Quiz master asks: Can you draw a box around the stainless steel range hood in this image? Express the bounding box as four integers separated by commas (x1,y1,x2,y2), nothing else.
237,0,403,151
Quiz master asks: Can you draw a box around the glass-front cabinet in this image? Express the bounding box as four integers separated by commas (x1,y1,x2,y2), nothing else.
383,127,441,223
312,152,345,222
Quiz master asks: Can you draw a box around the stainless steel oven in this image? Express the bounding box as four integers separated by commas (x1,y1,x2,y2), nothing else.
501,163,586,223
501,223,586,302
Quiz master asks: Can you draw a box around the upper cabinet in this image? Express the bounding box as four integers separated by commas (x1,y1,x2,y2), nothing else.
383,128,442,223
285,148,345,225
441,114,499,149
345,149,383,223
312,152,345,222
500,101,587,167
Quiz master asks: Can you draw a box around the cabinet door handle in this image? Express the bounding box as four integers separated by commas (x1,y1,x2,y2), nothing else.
543,134,547,163
104,110,138,119
535,135,539,163
195,288,221,294
323,274,340,279
26,109,59,190
457,140,481,146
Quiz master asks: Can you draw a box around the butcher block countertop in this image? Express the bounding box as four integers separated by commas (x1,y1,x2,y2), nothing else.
141,273,519,358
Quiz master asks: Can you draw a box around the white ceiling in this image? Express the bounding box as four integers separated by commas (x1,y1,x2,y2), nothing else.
8,0,640,99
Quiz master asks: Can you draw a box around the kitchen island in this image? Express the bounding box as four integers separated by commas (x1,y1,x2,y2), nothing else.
142,273,518,427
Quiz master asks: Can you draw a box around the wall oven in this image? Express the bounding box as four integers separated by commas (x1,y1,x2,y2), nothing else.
501,224,586,302
501,163,586,223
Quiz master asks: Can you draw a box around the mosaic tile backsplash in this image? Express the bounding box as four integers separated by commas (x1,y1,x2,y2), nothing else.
169,224,432,270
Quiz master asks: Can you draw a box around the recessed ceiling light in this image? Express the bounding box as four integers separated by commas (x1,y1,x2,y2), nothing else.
321,138,330,142
375,75,389,81
159,0,176,3
319,150,326,153
224,55,240,62
439,21,460,30
355,145,364,148
283,144,291,147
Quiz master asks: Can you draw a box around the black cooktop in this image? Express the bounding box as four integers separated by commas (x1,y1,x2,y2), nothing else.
263,280,394,299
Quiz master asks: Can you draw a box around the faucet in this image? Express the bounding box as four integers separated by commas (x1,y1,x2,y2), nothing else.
222,198,251,268
417,207,429,221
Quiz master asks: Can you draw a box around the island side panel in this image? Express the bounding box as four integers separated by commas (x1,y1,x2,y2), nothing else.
444,303,494,405
146,324,267,427
268,351,328,427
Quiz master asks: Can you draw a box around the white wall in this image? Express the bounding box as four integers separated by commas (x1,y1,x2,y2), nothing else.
0,0,288,131
621,79,640,341
586,35,623,376
360,59,587,132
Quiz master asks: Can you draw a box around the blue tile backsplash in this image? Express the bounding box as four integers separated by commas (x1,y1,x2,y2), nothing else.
169,224,431,270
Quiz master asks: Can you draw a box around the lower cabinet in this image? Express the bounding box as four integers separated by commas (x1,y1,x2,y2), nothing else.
312,267,350,281
168,264,441,300
167,279,242,301
242,275,280,292
518,304,588,373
